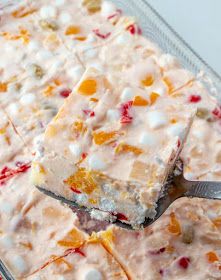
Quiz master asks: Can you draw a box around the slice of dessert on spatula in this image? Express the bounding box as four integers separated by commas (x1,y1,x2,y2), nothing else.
31,67,195,229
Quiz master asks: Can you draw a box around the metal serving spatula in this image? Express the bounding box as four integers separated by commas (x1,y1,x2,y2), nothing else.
134,171,221,230
37,168,221,231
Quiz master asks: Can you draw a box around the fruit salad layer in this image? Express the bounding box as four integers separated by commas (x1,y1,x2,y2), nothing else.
1,0,221,279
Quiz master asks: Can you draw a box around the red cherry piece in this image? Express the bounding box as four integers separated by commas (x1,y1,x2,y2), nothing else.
149,247,166,255
178,257,190,269
188,95,201,103
120,101,133,124
60,89,72,98
116,212,128,221
93,29,111,39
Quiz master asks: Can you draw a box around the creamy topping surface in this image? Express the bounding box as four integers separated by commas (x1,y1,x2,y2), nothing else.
0,0,221,279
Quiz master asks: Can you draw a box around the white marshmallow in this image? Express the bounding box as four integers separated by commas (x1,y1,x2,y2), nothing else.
67,65,84,82
115,33,132,45
87,34,97,43
152,85,167,96
101,1,116,17
19,93,36,106
8,103,19,115
139,132,157,146
88,62,104,73
40,5,57,19
11,255,27,274
85,269,103,280
0,201,14,215
120,87,134,102
167,123,185,139
147,110,168,129
28,41,41,52
36,50,53,61
88,154,106,170
83,48,99,59
58,12,72,24
0,235,13,249
158,54,179,70
107,109,120,121
55,0,66,6
69,143,82,157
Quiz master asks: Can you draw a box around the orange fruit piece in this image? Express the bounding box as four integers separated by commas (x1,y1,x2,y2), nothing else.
93,131,117,145
150,92,160,105
212,216,221,227
133,96,149,106
64,168,97,194
115,143,143,156
168,212,181,235
12,6,36,18
141,75,154,87
57,228,85,248
206,251,219,263
78,79,97,96
0,82,8,92
75,36,87,41
65,25,81,35
163,77,174,93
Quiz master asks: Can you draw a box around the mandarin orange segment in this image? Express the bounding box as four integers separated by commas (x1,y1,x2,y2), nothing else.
93,131,117,145
53,257,73,272
65,25,81,35
71,120,87,135
132,95,149,106
150,92,160,105
64,168,97,194
115,143,143,156
12,6,36,18
163,77,174,93
212,217,221,227
57,228,85,248
141,75,154,87
78,79,97,96
43,85,55,97
75,36,87,41
206,251,219,263
0,82,7,92
168,212,181,235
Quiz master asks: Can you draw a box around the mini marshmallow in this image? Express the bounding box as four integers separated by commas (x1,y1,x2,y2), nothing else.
11,255,27,274
120,87,134,102
40,5,57,19
69,143,82,157
101,1,116,17
20,93,36,106
107,109,120,121
0,201,14,215
115,33,132,45
86,34,97,43
55,0,66,6
88,154,106,170
67,65,84,82
139,132,157,146
7,103,19,115
158,54,179,70
28,41,41,52
36,50,53,61
100,198,116,212
167,123,185,139
0,235,14,249
147,110,168,129
58,12,72,24
83,48,99,59
88,62,104,73
85,269,103,280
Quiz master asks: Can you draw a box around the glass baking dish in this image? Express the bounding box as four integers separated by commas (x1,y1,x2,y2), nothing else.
1,0,221,279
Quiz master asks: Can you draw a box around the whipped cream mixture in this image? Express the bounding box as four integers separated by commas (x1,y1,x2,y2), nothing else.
0,0,221,279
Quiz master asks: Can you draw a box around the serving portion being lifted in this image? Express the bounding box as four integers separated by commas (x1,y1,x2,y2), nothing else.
31,67,196,229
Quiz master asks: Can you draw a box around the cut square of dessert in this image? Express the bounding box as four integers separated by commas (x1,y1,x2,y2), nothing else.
31,67,195,228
